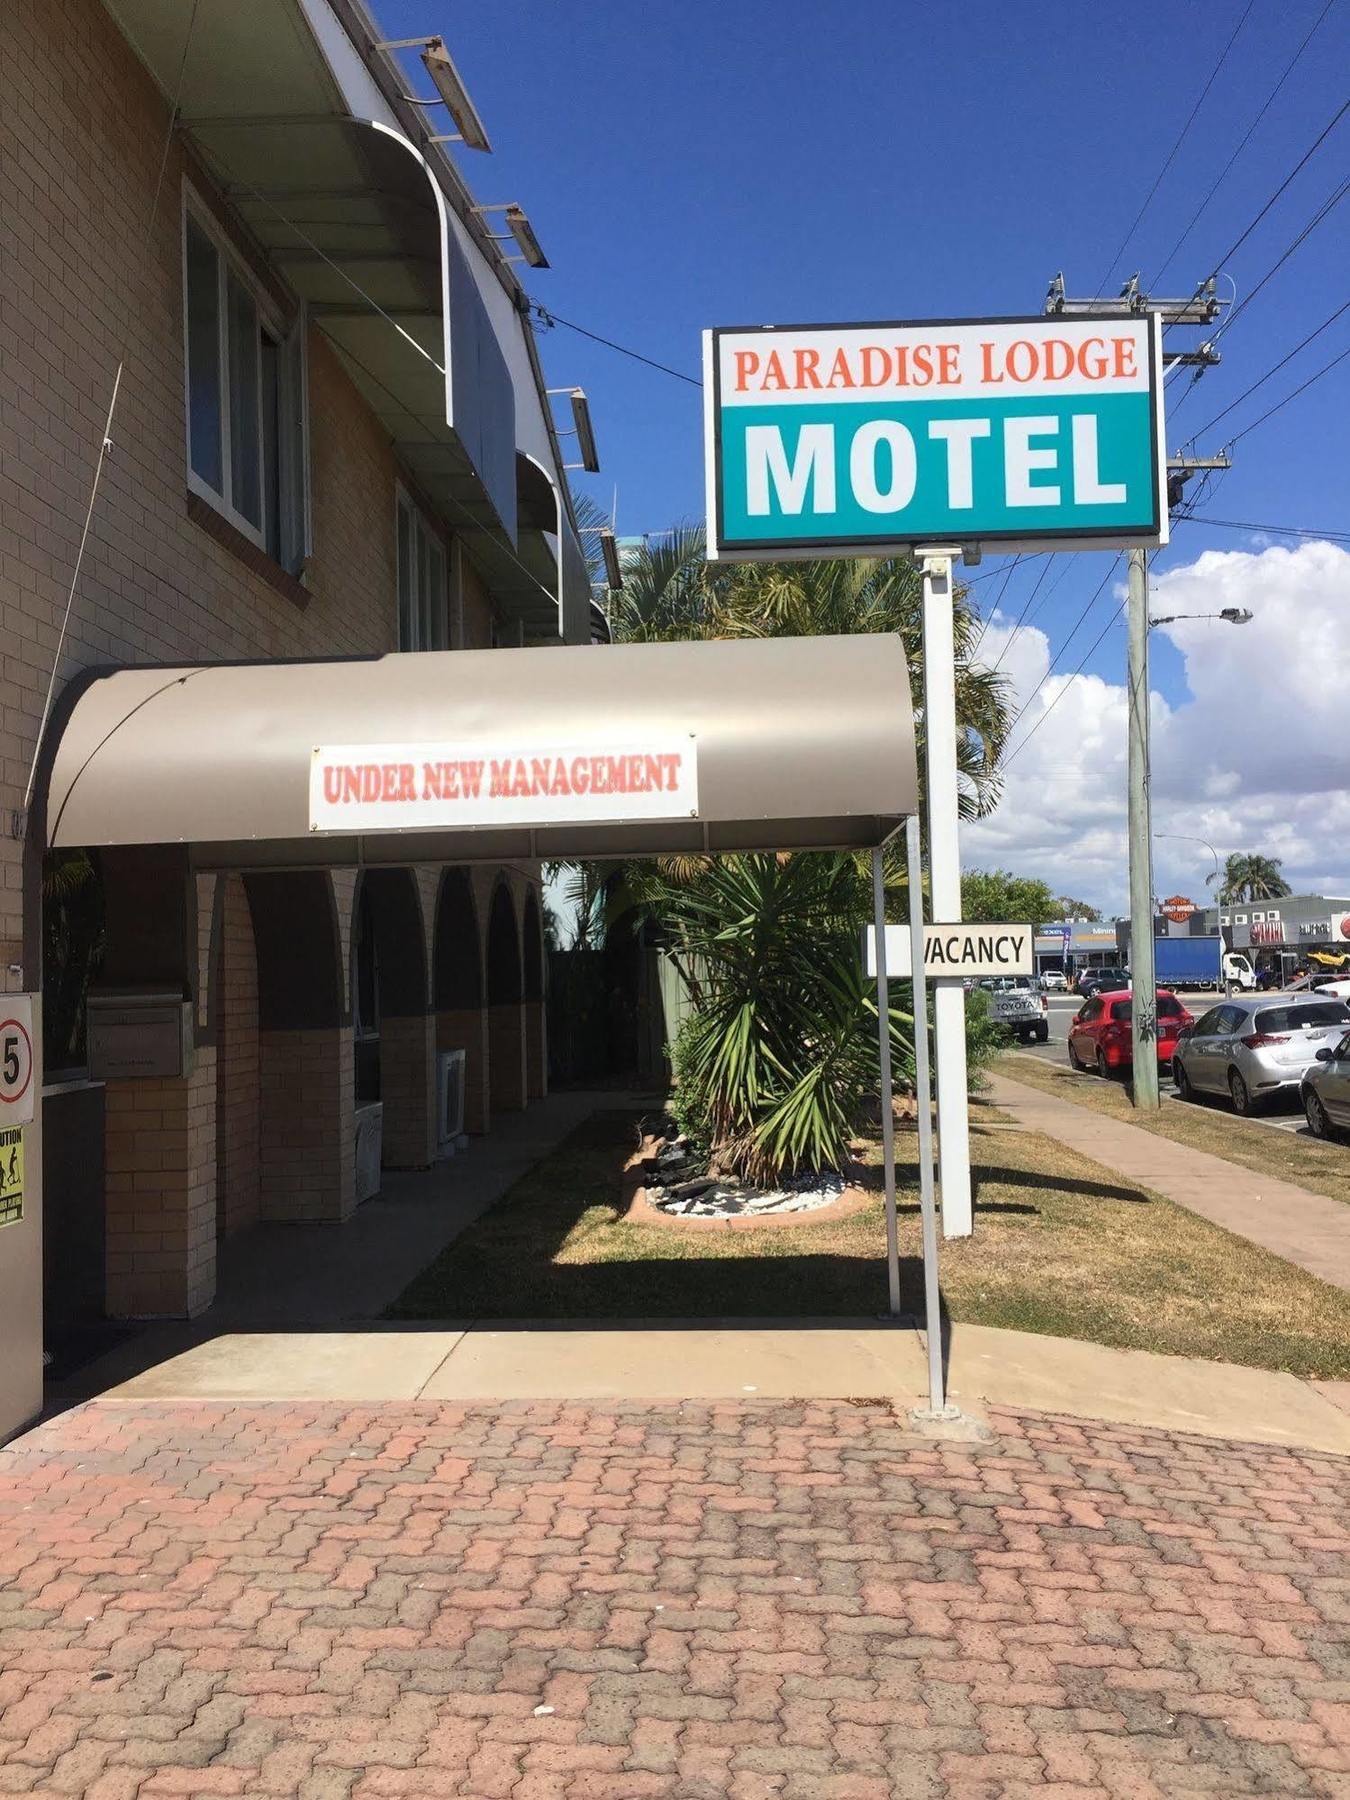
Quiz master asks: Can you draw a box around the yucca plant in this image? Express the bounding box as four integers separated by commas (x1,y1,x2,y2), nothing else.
628,853,914,1185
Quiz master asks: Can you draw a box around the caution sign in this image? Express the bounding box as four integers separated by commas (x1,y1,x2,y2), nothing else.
0,996,34,1127
0,1125,23,1230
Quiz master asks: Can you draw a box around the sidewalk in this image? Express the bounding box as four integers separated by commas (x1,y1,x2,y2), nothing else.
986,1067,1350,1292
92,1318,1350,1455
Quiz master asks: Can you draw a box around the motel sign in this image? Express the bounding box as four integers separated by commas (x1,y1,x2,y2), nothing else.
704,315,1167,559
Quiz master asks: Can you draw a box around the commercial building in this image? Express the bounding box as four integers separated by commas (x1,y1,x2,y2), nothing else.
1,0,600,1436
1033,923,1123,978
1199,895,1350,977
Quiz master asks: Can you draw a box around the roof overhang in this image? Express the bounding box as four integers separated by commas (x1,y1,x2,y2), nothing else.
105,0,586,642
44,636,919,867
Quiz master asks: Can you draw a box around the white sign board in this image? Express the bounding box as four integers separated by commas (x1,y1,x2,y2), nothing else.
866,924,1034,980
0,995,34,1127
310,739,699,834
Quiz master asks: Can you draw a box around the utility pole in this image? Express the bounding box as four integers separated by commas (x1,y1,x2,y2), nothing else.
1126,547,1158,1107
1044,273,1228,1110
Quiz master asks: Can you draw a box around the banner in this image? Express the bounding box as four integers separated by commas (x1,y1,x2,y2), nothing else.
310,739,699,834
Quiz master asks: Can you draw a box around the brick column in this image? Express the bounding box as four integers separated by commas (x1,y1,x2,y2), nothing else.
257,1027,355,1223
436,1007,490,1135
380,1012,436,1168
525,998,548,1100
489,1002,528,1114
104,1049,217,1319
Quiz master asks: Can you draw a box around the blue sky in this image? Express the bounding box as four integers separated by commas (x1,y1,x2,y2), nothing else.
378,0,1349,904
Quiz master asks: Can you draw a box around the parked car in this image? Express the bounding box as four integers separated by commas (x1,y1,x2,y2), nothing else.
1303,1030,1350,1140
1074,966,1130,999
1068,989,1192,1077
978,977,1050,1044
1172,994,1350,1115
1040,969,1068,991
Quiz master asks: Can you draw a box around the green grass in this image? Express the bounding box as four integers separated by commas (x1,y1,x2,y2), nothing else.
997,1049,1350,1210
388,1100,1350,1380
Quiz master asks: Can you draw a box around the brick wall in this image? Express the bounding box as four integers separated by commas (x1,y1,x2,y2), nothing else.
216,875,260,1238
257,1028,355,1225
104,1051,216,1319
461,554,498,649
379,1013,436,1169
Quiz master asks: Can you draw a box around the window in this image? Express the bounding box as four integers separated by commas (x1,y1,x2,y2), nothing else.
1250,911,1264,922
1192,1008,1222,1036
183,194,309,569
396,491,451,650
1256,1002,1350,1033
1234,913,1248,924
1267,909,1281,920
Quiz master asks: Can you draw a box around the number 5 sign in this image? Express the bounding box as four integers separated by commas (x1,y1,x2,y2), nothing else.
0,997,34,1126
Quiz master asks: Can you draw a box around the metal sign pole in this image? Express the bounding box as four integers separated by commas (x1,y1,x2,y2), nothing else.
918,546,973,1238
906,812,948,1416
871,846,901,1317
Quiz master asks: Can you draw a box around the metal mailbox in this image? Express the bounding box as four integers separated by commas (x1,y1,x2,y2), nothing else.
86,990,194,1080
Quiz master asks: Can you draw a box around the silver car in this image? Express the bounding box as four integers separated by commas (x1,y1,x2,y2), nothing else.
1303,1030,1350,1141
1172,993,1350,1116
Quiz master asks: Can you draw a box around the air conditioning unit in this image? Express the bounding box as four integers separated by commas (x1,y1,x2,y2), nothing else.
437,1050,467,1157
354,1101,383,1203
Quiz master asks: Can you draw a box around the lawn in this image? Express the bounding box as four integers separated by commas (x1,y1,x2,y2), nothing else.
997,1049,1350,1210
388,1099,1350,1379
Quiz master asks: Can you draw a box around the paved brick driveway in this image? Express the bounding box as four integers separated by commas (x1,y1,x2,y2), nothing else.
1,1399,1348,1799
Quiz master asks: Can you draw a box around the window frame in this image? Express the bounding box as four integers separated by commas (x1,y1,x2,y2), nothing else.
181,184,308,567
395,485,452,652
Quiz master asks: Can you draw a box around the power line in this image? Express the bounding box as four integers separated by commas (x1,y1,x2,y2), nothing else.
968,554,1023,657
998,559,1122,745
988,562,1053,672
528,301,703,388
1200,95,1350,282
1094,0,1256,297
1207,174,1350,349
1186,514,1350,543
1226,341,1350,443
1187,296,1350,439
1000,609,1125,768
1149,0,1338,287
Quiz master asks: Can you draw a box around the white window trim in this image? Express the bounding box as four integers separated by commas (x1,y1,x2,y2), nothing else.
395,484,451,652
181,182,304,562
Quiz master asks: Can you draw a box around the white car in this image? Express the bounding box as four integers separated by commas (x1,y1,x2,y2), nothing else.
1039,969,1068,991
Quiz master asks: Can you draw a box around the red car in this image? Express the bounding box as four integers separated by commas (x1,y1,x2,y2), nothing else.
1068,989,1194,1077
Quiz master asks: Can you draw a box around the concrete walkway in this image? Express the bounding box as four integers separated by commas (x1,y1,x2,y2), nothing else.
94,1319,1350,1455
50,1087,660,1404
986,1067,1350,1291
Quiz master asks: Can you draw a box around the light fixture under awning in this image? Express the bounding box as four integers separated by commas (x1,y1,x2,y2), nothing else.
44,636,918,867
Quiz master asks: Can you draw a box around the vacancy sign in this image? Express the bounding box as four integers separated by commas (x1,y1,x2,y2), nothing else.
705,315,1166,559
866,924,1034,980
310,740,699,833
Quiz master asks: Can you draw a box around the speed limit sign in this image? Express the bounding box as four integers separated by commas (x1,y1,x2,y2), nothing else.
0,997,34,1127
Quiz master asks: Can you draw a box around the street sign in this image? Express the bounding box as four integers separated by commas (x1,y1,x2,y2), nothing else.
0,997,34,1127
866,923,1034,980
704,314,1166,560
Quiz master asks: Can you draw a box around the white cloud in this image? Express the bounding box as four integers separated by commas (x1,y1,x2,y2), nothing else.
961,541,1350,913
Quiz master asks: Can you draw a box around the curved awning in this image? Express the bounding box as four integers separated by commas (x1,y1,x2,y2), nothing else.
44,636,918,867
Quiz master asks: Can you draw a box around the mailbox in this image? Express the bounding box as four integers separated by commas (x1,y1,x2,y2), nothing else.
87,990,194,1080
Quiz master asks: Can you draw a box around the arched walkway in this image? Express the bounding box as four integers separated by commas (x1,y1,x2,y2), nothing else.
523,887,548,1100
433,868,488,1135
352,869,433,1175
486,879,527,1116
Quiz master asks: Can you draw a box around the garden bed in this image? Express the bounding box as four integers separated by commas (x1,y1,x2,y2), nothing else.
387,1100,1350,1379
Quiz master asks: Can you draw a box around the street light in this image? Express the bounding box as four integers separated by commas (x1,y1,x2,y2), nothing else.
1149,607,1253,627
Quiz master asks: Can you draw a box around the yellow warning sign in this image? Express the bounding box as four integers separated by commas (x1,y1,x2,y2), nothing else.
0,1125,23,1229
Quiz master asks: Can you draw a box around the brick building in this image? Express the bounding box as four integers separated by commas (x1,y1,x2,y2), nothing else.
0,0,604,1436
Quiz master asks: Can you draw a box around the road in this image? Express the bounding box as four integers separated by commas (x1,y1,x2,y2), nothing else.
1013,991,1315,1137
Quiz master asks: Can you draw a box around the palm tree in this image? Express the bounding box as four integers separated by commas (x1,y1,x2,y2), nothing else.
1206,853,1294,904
